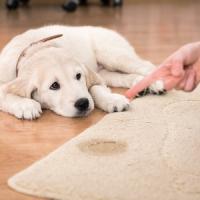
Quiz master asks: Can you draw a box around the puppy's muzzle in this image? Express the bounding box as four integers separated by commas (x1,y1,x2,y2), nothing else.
74,98,89,112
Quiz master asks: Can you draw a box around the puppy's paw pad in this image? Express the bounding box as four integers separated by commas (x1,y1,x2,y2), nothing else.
11,99,42,120
106,94,130,113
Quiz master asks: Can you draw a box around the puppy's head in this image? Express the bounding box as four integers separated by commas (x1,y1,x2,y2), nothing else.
6,47,103,117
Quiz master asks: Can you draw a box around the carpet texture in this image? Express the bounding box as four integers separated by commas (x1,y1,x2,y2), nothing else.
8,88,200,200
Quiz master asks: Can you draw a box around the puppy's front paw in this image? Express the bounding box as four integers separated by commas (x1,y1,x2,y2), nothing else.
149,80,166,95
9,99,42,120
132,76,166,97
105,94,130,113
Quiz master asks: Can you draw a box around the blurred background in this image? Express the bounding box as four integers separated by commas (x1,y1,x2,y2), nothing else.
0,0,200,66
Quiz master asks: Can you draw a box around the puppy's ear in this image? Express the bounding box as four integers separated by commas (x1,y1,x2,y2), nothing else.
5,78,37,98
82,65,104,88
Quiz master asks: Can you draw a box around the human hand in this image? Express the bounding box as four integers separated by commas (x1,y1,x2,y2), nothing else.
125,42,200,99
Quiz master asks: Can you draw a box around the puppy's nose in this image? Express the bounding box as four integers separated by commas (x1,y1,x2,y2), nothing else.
74,98,89,112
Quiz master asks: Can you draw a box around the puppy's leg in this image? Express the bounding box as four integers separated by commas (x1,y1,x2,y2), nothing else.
99,69,165,96
97,51,165,96
99,69,142,88
92,28,165,95
0,85,42,120
90,85,129,113
92,28,154,74
96,49,165,95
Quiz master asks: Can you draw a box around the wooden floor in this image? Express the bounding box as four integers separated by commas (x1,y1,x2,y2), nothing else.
0,1,200,199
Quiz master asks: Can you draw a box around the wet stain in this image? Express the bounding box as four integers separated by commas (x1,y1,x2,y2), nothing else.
78,138,127,156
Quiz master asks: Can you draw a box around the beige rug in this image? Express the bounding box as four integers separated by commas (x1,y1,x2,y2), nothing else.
8,88,200,200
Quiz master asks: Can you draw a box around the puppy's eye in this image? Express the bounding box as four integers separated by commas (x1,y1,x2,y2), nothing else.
76,73,81,80
50,82,60,90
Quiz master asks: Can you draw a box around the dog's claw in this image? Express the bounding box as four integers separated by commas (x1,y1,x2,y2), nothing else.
158,90,166,95
122,104,129,111
113,106,118,112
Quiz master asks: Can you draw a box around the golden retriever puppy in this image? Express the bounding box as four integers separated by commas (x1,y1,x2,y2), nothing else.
0,25,164,119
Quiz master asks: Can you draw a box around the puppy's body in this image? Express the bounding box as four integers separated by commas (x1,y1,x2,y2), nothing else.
0,25,164,119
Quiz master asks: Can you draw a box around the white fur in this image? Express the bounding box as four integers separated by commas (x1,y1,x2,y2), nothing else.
0,25,164,119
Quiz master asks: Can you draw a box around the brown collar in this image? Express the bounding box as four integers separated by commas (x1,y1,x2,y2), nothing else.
16,34,63,76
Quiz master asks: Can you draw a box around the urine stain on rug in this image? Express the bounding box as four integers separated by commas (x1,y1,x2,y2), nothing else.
78,139,127,156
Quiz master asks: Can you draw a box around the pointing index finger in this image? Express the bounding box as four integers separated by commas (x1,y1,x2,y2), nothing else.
125,65,170,99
